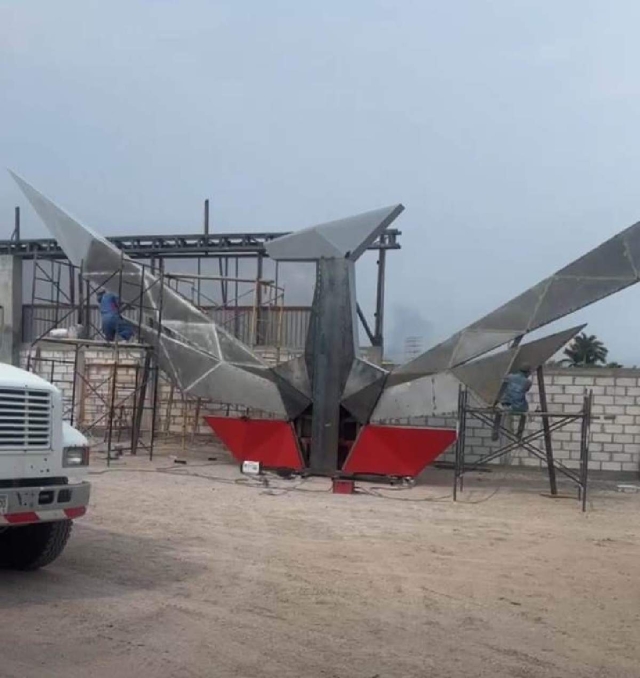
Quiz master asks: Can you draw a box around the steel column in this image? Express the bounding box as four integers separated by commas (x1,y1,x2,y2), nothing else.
373,248,386,350
204,199,210,235
306,259,356,474
537,365,558,495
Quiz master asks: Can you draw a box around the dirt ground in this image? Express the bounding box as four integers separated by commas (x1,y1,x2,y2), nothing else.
1,445,640,678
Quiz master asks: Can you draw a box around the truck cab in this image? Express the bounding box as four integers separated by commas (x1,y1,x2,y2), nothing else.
0,363,90,569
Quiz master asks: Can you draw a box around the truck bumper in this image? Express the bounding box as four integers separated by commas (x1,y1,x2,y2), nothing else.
0,481,90,526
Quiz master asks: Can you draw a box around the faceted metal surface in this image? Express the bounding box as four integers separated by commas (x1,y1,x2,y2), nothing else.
371,371,462,422
10,171,105,266
393,219,640,383
341,358,387,423
265,205,404,262
451,350,515,406
511,324,586,374
272,356,312,399
12,173,290,417
451,324,585,405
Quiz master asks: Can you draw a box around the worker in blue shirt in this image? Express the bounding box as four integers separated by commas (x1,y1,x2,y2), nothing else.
501,364,533,413
97,290,134,342
492,364,532,440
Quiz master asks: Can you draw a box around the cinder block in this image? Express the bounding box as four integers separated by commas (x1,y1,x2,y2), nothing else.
565,442,581,451
626,387,640,397
587,460,602,471
564,404,582,414
589,386,605,396
555,394,574,404
615,434,634,444
623,443,640,455
555,376,574,385
591,452,611,461
603,443,621,453
615,415,634,425
594,395,614,405
589,442,603,452
612,453,633,463
574,377,594,386
554,449,571,460
565,385,586,395
603,424,623,434
552,431,571,441
626,406,640,416
593,433,612,443
614,396,635,406
595,377,615,386
601,461,623,472
622,462,639,472
591,405,605,414
606,386,627,396
616,378,637,387
545,385,564,395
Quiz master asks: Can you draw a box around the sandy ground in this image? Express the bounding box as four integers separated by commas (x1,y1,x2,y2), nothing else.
1,446,640,678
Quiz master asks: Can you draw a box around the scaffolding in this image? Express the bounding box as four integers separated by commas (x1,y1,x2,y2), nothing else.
23,253,289,462
453,366,593,511
25,253,170,462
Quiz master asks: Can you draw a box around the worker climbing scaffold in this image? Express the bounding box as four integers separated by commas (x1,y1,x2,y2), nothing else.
97,290,134,342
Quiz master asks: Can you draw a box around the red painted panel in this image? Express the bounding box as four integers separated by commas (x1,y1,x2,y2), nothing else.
205,417,304,471
343,425,457,477
5,511,39,525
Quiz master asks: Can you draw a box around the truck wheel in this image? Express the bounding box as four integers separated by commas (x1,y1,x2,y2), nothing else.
0,520,73,570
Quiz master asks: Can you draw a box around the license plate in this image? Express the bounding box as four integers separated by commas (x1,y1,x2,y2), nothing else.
0,495,7,515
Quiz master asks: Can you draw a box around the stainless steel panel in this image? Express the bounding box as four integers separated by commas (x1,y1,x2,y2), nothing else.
372,372,461,422
451,350,515,406
529,277,629,328
273,356,311,398
391,217,640,382
512,324,585,373
341,358,387,423
265,205,404,262
451,324,585,405
14,173,289,417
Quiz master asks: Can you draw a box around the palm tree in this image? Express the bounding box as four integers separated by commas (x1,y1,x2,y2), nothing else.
563,333,608,367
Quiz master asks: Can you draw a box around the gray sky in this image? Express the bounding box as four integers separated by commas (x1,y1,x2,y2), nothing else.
3,1,640,363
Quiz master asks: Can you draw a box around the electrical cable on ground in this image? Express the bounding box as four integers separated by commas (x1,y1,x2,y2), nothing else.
90,463,505,502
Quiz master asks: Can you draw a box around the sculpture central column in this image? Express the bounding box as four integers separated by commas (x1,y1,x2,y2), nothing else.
305,258,357,474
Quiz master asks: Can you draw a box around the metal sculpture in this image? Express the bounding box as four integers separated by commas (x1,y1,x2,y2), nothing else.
12,169,640,478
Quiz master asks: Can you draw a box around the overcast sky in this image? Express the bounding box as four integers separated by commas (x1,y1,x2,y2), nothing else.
3,1,640,362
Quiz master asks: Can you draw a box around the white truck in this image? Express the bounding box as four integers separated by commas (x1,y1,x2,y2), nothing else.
0,363,90,570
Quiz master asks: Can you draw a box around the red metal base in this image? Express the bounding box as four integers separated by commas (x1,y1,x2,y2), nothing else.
342,424,457,477
205,417,304,470
332,478,355,494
